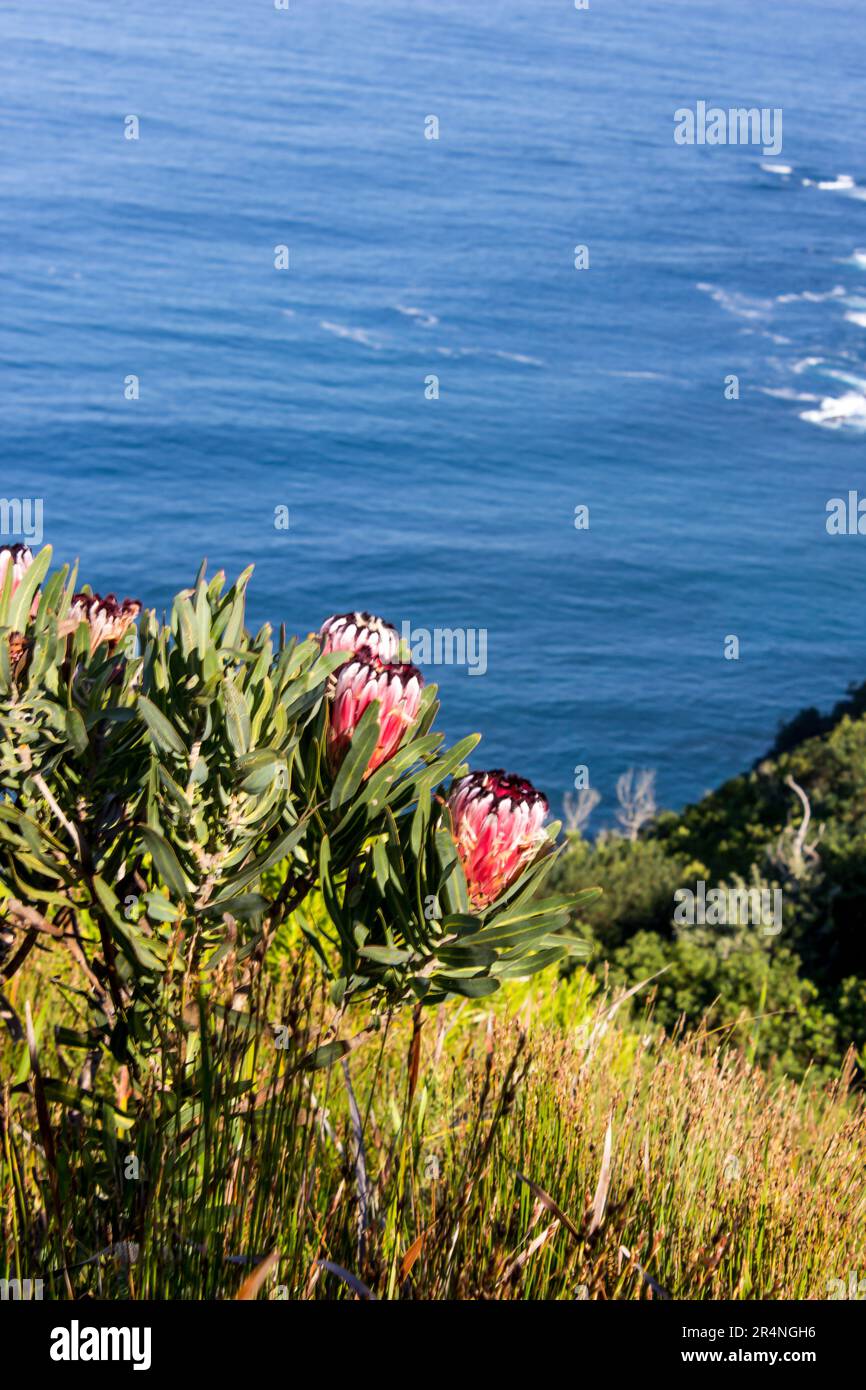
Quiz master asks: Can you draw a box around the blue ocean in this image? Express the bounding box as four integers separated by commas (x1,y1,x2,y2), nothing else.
2,0,865,824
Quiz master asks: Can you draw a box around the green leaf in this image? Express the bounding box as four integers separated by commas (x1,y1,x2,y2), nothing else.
91,875,165,974
40,1080,136,1130
223,676,251,756
568,886,604,911
139,826,190,901
207,816,308,904
431,974,500,999
492,946,569,979
138,696,187,758
410,782,431,858
6,545,52,632
174,591,198,658
65,707,89,755
142,891,179,924
199,892,269,920
235,748,283,795
358,944,412,965
436,942,498,968
419,733,481,792
434,827,470,914
372,834,391,888
301,1039,353,1071
329,700,381,809
472,910,572,951
219,566,254,649
358,734,443,809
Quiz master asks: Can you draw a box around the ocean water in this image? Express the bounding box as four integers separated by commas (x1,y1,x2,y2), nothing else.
1,0,865,825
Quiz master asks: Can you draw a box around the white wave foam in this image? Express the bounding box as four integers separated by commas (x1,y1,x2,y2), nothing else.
606,370,666,380
802,173,866,200
759,387,820,402
845,311,866,328
395,304,439,328
847,250,866,270
492,349,544,367
802,173,855,190
320,321,382,349
432,344,542,366
820,173,855,190
696,282,773,320
824,368,866,392
761,162,792,175
776,286,846,304
801,391,866,430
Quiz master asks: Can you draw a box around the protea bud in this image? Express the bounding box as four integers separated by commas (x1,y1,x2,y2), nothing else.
327,646,423,776
319,611,401,664
60,592,142,655
447,770,549,910
0,544,33,595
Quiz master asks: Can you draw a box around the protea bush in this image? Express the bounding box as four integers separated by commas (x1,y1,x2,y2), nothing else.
0,546,595,1091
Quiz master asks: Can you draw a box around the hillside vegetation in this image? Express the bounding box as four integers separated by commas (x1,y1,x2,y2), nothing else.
551,685,866,1080
2,954,863,1300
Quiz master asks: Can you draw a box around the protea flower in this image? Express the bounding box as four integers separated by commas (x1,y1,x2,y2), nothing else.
327,646,423,776
447,770,549,910
60,592,142,655
319,611,401,664
0,544,33,595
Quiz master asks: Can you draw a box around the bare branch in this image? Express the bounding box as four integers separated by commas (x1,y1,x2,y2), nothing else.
615,768,657,840
563,786,601,833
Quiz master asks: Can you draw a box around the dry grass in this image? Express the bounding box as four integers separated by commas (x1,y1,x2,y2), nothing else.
1,954,864,1300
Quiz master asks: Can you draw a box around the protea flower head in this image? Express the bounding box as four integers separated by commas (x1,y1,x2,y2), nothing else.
60,592,142,655
0,544,33,595
447,770,549,910
327,646,423,776
319,611,401,664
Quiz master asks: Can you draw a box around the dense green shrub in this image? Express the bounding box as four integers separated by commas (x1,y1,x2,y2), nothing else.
553,704,866,1078
549,832,697,953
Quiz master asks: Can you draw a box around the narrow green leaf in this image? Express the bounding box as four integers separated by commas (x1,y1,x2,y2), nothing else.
223,676,251,756
138,695,187,758
139,825,190,901
431,974,500,999
65,707,89,755
358,944,412,965
6,545,52,632
329,700,380,809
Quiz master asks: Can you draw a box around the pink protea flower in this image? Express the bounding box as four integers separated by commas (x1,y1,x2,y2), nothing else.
319,611,401,664
60,592,142,655
447,770,549,911
0,544,33,595
327,646,423,776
